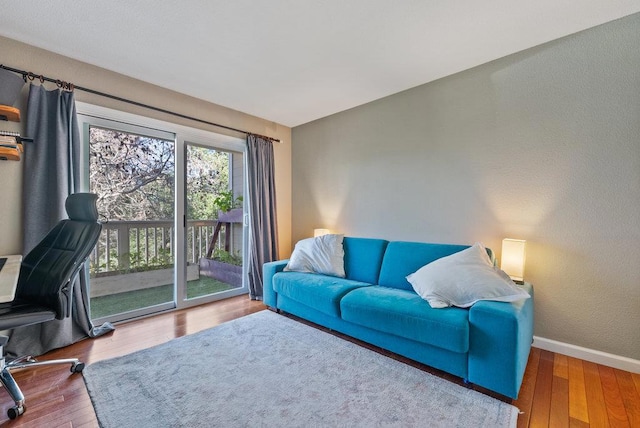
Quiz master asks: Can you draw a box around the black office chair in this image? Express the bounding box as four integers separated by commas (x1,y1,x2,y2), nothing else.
0,193,102,419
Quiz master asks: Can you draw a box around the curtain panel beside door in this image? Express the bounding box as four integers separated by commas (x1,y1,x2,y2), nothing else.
6,84,113,358
246,134,279,300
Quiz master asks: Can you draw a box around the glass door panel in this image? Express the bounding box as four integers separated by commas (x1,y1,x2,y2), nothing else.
185,143,244,301
87,124,176,322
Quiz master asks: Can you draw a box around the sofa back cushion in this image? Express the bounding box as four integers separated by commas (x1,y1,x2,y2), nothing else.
378,241,470,291
343,237,389,284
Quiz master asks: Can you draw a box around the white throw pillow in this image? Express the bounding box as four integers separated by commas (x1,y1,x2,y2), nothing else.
284,234,346,278
406,243,530,309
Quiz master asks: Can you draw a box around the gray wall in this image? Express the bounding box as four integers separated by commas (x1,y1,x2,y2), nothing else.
292,14,640,360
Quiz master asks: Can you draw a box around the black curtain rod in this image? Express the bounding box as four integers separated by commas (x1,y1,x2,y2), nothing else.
0,64,281,143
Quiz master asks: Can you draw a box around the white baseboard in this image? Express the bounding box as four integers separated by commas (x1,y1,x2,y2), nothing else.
533,336,640,374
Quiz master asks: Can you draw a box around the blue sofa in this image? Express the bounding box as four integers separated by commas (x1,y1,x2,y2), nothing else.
263,237,534,399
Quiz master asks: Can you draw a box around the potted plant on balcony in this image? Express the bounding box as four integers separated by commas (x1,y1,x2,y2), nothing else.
213,190,243,223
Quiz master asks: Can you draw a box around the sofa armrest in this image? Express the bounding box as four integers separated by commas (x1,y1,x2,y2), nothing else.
468,283,534,399
263,260,289,308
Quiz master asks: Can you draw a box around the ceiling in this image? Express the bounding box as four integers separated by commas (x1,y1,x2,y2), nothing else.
1,1,638,128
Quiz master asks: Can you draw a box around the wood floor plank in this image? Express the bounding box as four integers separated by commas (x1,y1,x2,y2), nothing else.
567,356,590,424
550,375,569,427
632,372,640,397
0,296,638,427
599,365,630,427
530,350,554,427
583,360,610,428
515,347,541,428
554,353,569,380
614,368,640,428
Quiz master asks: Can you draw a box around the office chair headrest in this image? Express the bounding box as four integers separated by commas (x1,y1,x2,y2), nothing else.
65,193,99,222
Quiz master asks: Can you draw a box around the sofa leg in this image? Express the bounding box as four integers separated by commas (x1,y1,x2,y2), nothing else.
463,378,472,388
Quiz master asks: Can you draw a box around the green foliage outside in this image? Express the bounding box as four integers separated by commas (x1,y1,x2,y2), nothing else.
211,248,243,266
90,237,173,276
186,145,234,221
213,190,243,214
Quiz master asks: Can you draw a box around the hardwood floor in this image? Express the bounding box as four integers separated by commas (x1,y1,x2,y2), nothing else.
0,296,638,427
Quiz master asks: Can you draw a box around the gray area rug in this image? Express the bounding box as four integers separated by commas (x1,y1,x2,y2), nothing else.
84,310,518,427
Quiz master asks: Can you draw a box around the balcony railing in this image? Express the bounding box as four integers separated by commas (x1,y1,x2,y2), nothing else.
90,219,229,276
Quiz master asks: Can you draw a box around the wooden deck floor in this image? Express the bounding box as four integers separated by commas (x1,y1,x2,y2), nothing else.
0,296,637,427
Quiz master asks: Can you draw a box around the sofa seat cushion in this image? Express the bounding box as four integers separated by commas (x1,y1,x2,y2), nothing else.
340,286,470,353
273,272,372,317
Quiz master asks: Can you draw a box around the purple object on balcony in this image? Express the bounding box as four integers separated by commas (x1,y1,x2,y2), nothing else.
199,258,243,288
217,208,243,223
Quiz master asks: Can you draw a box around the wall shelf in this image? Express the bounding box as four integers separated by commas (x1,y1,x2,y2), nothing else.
0,105,20,122
0,132,29,162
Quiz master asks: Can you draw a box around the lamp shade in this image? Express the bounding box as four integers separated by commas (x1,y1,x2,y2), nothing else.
313,228,330,237
501,239,526,282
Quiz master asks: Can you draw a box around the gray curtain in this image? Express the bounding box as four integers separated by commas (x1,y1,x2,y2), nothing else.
6,84,114,358
246,134,279,300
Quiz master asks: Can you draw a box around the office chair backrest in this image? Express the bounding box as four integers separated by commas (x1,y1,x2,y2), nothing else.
15,193,102,319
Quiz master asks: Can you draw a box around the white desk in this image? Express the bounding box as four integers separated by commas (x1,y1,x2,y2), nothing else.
0,255,21,303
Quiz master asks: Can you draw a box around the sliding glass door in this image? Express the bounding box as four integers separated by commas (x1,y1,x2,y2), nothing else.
78,105,248,324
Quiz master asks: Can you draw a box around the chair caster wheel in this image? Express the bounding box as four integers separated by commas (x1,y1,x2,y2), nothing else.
71,362,85,373
7,404,25,419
